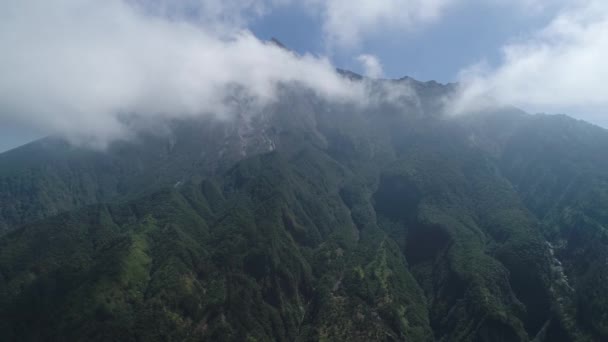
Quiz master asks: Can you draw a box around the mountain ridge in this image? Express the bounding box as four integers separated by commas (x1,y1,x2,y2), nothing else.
0,78,607,341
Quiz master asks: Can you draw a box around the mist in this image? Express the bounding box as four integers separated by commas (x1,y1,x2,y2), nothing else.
0,0,364,148
4,0,601,152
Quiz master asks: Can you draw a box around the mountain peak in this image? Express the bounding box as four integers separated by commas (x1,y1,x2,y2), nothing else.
268,37,289,51
336,68,364,81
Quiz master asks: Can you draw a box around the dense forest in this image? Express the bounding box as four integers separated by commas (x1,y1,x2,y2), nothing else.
1,76,607,341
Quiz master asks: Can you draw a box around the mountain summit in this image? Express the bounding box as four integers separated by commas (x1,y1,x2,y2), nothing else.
269,37,289,50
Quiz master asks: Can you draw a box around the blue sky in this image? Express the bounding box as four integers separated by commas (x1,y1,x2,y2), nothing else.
1,0,607,152
250,1,556,83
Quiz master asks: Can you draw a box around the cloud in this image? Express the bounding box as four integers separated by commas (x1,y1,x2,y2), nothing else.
0,0,361,148
304,0,456,48
449,0,608,124
131,0,289,32
357,54,385,78
4,0,602,151
305,0,579,50
138,0,556,51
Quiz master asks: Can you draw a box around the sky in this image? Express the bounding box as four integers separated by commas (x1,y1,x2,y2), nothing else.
250,1,557,82
1,0,607,152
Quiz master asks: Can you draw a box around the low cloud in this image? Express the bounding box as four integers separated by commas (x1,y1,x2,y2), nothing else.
357,54,385,78
4,0,603,150
448,0,608,124
0,0,361,148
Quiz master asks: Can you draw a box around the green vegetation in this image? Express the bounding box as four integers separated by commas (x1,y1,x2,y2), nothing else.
0,82,607,341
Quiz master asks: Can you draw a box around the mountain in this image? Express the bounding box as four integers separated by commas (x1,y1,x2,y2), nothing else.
0,76,607,341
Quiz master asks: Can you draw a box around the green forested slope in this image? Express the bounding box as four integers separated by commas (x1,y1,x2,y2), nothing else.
0,79,607,341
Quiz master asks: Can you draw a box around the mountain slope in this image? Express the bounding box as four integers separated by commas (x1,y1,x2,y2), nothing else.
0,77,607,341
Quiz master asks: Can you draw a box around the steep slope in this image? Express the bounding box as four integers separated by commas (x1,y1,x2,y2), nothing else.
471,112,608,341
0,108,281,234
0,73,453,235
0,76,607,341
0,150,432,341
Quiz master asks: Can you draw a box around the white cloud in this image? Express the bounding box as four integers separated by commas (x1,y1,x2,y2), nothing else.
357,54,385,78
0,0,361,148
305,0,456,48
3,0,605,150
302,0,555,49
133,0,555,50
131,0,289,32
449,0,608,124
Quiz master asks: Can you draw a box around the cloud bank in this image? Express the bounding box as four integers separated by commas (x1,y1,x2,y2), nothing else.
0,0,360,147
450,0,608,124
357,54,385,78
3,0,607,150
